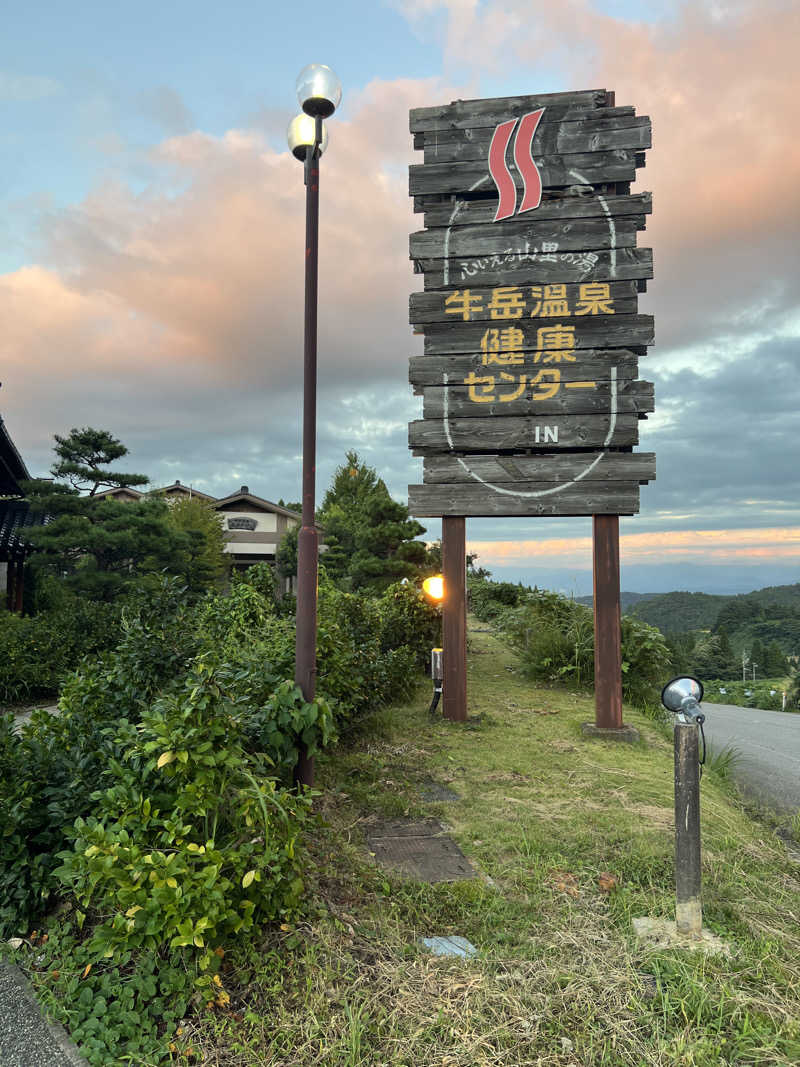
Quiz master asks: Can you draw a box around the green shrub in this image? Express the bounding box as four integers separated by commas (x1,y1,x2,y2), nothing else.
620,614,672,706
232,559,276,599
1,567,432,939
377,581,441,664
0,597,122,705
315,580,431,730
702,679,792,712
502,589,671,705
18,926,194,1066
504,590,594,687
468,576,526,622
54,661,314,963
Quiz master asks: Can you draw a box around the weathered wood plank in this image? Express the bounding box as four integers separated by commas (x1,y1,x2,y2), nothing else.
415,182,634,215
410,216,645,260
410,350,641,386
414,112,648,148
408,481,641,517
419,116,651,163
420,246,653,288
410,283,639,325
409,413,640,453
422,452,656,484
421,191,651,229
410,151,643,197
422,379,654,419
410,92,622,132
422,315,654,354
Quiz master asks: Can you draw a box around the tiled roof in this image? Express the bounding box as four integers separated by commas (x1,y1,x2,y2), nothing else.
0,499,43,562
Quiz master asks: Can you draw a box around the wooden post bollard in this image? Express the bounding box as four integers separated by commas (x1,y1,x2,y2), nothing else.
674,720,702,937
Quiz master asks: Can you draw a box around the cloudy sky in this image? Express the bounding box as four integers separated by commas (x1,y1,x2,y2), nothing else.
2,0,798,595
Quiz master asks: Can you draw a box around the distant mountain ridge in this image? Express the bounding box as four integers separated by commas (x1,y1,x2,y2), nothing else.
578,582,800,637
576,591,657,612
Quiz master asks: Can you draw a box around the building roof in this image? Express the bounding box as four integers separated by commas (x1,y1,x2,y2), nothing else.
93,486,146,501
151,480,217,502
93,482,304,521
0,416,30,496
0,498,44,562
213,486,302,519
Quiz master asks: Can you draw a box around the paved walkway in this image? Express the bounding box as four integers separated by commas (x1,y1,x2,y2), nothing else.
0,963,88,1067
702,702,800,813
9,704,59,734
4,706,87,1065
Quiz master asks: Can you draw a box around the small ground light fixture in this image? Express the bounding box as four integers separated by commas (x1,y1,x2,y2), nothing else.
429,647,444,717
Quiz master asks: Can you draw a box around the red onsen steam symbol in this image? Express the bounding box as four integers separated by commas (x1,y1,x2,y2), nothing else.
487,108,545,222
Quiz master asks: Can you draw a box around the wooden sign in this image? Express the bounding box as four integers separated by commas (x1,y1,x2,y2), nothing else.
407,89,655,518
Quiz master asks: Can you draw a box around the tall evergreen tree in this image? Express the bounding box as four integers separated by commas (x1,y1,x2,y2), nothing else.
279,452,427,592
319,452,427,592
164,495,229,592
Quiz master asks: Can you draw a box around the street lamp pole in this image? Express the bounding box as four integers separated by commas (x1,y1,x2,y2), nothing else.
288,66,342,790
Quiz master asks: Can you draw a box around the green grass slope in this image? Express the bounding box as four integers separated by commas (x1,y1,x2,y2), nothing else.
174,621,800,1066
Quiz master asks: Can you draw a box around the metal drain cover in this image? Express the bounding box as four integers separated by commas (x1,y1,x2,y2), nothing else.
367,819,476,882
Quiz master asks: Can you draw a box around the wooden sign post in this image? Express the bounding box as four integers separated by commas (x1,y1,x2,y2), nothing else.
407,89,655,732
442,517,467,721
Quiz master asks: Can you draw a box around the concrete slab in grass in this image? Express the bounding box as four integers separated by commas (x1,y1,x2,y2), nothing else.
581,722,640,743
632,917,731,957
0,962,89,1067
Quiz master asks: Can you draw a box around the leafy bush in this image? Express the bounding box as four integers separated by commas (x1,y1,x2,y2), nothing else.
1,562,433,943
19,926,194,1066
504,590,595,687
316,581,418,730
376,581,441,664
468,576,526,622
54,661,313,963
0,598,122,705
232,559,276,599
502,589,671,705
620,614,673,706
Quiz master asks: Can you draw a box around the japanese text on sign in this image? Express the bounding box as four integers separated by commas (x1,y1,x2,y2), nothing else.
445,283,615,322
462,367,596,404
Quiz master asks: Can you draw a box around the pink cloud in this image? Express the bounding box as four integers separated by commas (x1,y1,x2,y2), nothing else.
468,527,800,567
396,0,800,346
1,76,467,454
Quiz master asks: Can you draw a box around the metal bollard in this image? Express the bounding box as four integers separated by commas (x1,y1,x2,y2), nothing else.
674,720,702,937
661,675,705,939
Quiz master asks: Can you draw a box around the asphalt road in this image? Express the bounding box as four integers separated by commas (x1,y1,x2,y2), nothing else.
700,703,800,813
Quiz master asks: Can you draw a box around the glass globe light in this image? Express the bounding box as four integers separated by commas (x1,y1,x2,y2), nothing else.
296,64,342,118
287,113,328,161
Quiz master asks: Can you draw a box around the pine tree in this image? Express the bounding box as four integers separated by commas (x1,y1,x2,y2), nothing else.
23,429,188,601
48,427,150,496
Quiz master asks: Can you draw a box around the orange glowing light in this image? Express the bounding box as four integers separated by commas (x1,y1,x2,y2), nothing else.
422,575,444,601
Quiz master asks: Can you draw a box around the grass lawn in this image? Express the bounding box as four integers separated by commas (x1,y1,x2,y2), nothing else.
183,619,800,1066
